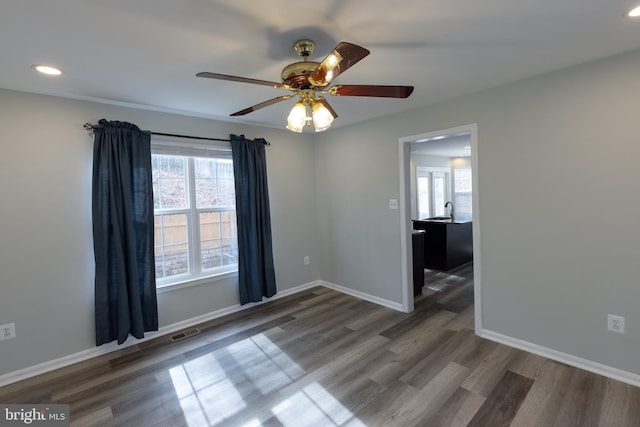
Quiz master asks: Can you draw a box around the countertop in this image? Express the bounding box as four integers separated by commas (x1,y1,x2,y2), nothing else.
413,217,472,225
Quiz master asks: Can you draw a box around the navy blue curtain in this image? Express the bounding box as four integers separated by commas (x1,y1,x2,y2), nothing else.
92,119,158,346
230,134,277,304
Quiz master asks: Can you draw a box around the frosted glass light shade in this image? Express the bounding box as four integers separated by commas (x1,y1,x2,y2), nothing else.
312,102,334,132
286,102,307,133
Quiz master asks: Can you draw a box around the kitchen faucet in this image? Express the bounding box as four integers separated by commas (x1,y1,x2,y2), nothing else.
445,201,454,219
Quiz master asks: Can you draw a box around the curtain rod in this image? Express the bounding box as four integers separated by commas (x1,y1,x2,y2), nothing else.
83,122,270,146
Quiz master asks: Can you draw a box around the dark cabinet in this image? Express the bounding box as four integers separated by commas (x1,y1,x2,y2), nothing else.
412,231,425,295
412,220,473,271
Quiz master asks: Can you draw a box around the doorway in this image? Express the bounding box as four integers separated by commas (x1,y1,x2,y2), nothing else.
398,124,482,333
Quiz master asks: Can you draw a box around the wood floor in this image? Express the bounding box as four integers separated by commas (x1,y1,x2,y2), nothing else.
1,264,639,426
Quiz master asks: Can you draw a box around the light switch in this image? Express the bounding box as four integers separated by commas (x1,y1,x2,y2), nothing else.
389,199,398,209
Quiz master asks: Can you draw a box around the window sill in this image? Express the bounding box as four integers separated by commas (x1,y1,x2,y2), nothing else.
156,270,238,294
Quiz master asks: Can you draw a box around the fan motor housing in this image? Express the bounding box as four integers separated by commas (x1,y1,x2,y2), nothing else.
281,61,320,88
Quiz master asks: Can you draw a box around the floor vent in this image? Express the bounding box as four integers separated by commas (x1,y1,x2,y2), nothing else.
170,328,201,342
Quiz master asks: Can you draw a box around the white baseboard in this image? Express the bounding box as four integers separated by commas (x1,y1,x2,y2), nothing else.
0,280,322,388
319,280,404,312
479,328,640,388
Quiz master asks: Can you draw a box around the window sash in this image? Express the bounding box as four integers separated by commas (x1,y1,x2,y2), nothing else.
151,141,237,287
416,167,450,219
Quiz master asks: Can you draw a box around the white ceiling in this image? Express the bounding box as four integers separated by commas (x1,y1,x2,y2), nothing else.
411,134,472,158
2,1,640,132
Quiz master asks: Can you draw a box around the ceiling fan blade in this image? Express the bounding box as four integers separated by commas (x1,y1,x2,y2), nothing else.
230,95,293,116
308,42,370,87
316,97,338,118
197,72,286,89
331,85,414,98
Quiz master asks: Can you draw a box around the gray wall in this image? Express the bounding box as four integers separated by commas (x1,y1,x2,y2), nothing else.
0,89,319,376
313,124,405,303
314,48,640,375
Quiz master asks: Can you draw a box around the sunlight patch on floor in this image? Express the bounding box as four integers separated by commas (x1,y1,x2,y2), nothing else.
169,333,364,426
271,383,366,427
169,358,247,426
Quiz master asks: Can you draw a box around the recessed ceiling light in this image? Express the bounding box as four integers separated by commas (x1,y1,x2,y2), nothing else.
32,65,62,76
628,6,640,17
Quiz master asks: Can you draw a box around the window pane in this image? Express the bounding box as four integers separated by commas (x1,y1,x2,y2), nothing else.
454,168,473,221
195,158,235,209
218,177,236,207
194,158,216,209
152,155,188,209
154,214,189,278
200,212,238,270
200,212,221,269
194,157,217,179
201,240,222,270
417,176,430,219
433,175,446,216
454,168,472,192
195,178,216,209
221,211,238,266
220,211,237,240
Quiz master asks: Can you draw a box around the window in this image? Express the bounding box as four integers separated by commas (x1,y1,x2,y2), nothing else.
416,167,450,219
152,140,237,287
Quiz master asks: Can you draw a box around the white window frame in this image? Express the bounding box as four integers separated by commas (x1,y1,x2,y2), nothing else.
152,137,238,292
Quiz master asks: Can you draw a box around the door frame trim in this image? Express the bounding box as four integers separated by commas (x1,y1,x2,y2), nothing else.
397,123,482,333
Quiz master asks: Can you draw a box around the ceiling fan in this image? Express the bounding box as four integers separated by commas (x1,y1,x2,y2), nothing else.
196,39,414,132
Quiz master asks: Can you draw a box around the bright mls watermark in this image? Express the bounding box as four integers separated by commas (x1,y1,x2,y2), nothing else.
0,405,69,426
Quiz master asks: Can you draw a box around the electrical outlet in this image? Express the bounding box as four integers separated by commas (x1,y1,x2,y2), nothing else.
607,314,625,334
389,199,399,210
0,323,16,341
304,256,310,266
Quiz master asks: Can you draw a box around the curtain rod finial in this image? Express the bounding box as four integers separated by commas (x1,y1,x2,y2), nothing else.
84,122,95,131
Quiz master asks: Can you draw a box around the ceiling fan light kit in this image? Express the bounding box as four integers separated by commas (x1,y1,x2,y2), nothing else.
197,39,414,132
285,88,335,133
